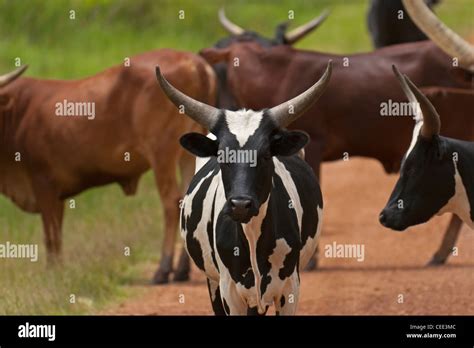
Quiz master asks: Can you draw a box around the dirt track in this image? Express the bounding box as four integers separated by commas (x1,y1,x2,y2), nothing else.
103,158,474,315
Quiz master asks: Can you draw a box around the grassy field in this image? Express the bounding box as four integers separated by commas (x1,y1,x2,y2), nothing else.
0,0,472,314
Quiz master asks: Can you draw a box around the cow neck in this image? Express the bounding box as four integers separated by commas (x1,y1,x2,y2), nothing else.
437,160,474,229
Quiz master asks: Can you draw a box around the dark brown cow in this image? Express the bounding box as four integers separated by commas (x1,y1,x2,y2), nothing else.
214,8,329,110
0,49,216,284
200,0,473,265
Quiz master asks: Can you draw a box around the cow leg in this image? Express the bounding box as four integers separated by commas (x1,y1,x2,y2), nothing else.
206,279,226,315
275,273,300,315
151,163,181,284
219,279,247,315
428,214,463,266
247,306,268,316
303,139,323,271
174,248,191,282
173,153,194,282
32,177,64,265
304,249,319,271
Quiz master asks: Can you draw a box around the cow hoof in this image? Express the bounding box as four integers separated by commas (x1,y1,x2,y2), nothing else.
173,271,190,282
303,257,318,271
152,270,170,285
427,257,446,266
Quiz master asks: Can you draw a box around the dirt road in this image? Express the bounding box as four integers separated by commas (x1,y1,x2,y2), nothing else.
103,158,473,315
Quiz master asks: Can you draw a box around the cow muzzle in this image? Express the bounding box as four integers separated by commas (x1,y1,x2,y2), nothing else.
227,196,258,223
379,208,408,232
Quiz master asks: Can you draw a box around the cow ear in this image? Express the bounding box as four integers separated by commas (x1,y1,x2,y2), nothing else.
200,47,231,64
270,130,309,157
434,136,447,160
180,133,218,157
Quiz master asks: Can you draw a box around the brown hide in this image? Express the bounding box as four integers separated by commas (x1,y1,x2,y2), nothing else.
422,86,474,140
201,41,472,174
0,49,215,281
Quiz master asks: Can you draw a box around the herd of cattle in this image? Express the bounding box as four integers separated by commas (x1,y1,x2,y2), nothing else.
0,0,472,315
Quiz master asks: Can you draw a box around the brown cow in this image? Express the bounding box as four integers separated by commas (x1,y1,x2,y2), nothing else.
213,8,330,110
0,49,216,284
200,1,473,265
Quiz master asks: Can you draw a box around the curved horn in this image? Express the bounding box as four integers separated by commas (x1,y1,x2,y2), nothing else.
284,9,330,45
155,66,220,130
392,65,420,119
402,0,474,71
218,8,245,36
269,60,332,127
0,65,28,88
392,65,440,138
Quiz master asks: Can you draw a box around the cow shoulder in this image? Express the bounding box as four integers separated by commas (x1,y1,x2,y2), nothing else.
0,93,38,213
273,156,322,239
450,139,474,223
272,155,322,270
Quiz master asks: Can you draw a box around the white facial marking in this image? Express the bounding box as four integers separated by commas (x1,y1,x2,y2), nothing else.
406,119,423,159
437,161,474,228
225,110,263,147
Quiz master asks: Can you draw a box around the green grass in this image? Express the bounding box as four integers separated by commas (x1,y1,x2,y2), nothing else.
0,0,472,314
0,172,161,314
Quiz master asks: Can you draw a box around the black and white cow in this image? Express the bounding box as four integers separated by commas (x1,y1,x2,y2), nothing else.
155,62,332,315
379,65,474,232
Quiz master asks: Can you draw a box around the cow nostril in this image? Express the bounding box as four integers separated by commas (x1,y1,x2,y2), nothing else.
379,212,386,224
230,198,252,210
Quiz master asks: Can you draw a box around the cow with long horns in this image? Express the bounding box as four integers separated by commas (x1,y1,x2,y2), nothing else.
156,61,332,315
167,8,330,282
200,0,474,266
212,8,329,110
380,65,474,233
0,51,216,284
